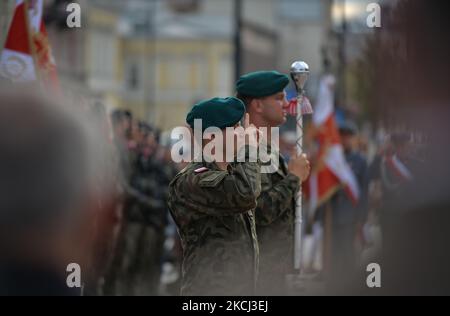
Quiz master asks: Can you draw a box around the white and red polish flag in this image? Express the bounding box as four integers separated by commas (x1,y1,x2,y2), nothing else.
0,0,60,92
287,95,313,116
304,74,360,212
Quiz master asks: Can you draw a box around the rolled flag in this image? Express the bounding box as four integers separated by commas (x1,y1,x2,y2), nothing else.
0,0,60,92
287,95,313,116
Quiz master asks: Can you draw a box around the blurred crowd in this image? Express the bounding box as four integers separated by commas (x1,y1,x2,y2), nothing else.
87,105,189,296
103,95,432,295
277,113,427,294
1,0,448,292
301,122,426,293
0,87,184,296
0,84,434,296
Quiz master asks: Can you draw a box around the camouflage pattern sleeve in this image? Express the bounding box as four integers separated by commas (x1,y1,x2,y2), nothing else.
170,147,261,216
255,173,300,226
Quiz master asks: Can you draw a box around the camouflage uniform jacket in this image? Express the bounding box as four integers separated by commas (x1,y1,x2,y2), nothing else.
255,147,300,294
168,150,261,296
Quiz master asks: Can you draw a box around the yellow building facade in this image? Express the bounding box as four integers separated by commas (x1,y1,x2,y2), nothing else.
86,6,233,131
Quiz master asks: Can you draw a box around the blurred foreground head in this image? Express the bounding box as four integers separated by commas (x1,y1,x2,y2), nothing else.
342,0,450,295
0,88,111,295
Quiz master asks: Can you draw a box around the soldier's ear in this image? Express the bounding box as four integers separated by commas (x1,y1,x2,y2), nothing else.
249,98,263,114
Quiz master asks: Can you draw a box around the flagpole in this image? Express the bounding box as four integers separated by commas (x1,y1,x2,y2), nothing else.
294,90,304,272
0,0,15,53
290,61,311,272
23,0,43,85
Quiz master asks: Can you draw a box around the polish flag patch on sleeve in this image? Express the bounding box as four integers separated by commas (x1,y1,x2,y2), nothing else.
194,167,209,174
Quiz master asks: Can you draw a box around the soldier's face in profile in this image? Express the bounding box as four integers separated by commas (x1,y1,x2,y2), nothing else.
259,91,288,126
340,132,356,152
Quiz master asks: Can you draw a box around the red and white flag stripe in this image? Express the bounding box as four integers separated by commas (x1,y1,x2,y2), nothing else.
0,0,60,92
306,74,360,212
385,154,413,181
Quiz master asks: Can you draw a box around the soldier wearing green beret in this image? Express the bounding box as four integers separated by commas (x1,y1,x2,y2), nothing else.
168,97,262,296
236,71,311,295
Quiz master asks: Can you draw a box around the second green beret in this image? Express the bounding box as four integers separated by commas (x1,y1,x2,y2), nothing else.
236,70,290,98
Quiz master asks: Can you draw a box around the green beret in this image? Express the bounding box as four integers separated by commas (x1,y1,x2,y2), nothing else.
236,71,290,98
186,97,245,131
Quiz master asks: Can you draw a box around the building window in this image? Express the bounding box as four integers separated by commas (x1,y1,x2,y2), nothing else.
90,31,115,80
278,0,323,22
167,0,201,13
218,54,232,97
127,63,140,90
158,60,169,90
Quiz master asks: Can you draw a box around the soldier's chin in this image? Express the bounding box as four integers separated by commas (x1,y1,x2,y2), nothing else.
271,116,286,127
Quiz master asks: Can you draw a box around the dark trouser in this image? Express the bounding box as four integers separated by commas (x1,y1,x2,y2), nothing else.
328,223,356,292
103,221,165,296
